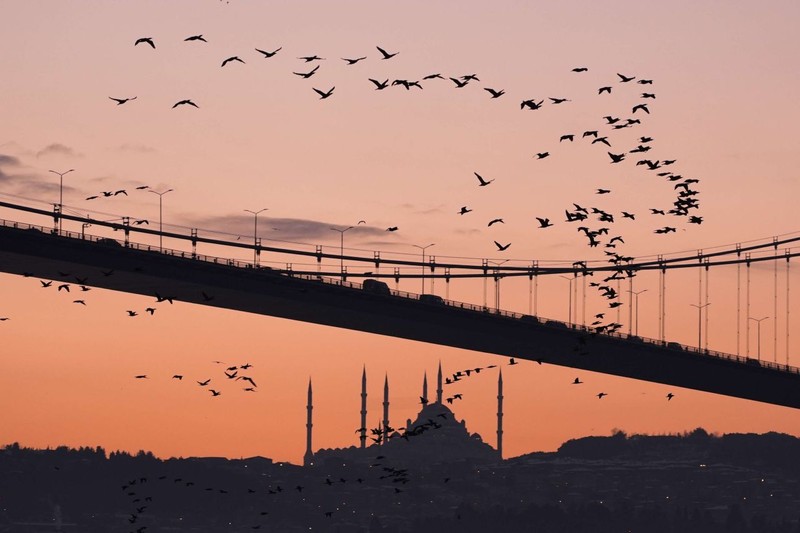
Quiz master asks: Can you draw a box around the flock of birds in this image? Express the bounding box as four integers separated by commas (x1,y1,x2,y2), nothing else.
134,359,258,397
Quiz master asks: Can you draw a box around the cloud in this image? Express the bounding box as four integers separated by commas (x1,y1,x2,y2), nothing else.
181,214,390,243
0,154,21,167
117,143,158,154
400,203,445,215
36,143,80,159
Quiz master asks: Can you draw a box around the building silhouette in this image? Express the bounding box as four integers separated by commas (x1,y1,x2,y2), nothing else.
305,362,502,467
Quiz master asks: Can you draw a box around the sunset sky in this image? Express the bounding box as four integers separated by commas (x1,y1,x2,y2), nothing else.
2,1,800,465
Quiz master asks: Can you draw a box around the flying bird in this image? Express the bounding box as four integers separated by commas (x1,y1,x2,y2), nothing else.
458,206,472,215
134,37,155,49
560,134,574,142
549,97,570,104
293,65,319,78
494,241,511,251
376,46,398,59
184,35,207,42
536,217,553,228
596,189,611,194
484,88,505,98
135,375,148,379
298,55,325,62
313,87,335,99
449,77,469,88
632,103,650,114
255,47,282,57
597,392,608,399
342,56,367,65
535,152,550,159
617,73,635,82
197,379,211,386
172,99,198,109
221,56,245,67
608,152,625,163
474,172,494,186
73,300,86,305
126,310,138,317
598,86,612,94
210,389,221,397
666,393,675,401
386,226,398,232
109,96,137,105
488,218,504,227
572,67,588,72
572,378,583,384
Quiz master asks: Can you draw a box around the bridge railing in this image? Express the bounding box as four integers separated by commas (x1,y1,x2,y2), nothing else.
3,217,799,376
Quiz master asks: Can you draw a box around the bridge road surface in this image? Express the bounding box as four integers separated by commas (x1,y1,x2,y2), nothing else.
1,224,799,409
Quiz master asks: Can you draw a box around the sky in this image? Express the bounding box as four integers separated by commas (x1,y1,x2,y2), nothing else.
1,0,800,465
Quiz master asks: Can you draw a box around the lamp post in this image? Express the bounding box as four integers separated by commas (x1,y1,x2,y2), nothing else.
559,275,575,326
628,289,648,337
148,188,174,251
489,259,509,310
330,226,354,281
412,243,435,294
690,303,711,351
748,316,769,361
244,208,268,266
49,168,74,232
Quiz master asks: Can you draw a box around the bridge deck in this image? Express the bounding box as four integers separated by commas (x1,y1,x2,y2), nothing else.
1,223,798,409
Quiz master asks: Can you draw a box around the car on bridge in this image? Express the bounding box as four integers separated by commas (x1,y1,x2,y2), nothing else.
362,279,390,295
419,294,445,305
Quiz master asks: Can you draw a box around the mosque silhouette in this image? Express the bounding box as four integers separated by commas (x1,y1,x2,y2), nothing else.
303,363,503,467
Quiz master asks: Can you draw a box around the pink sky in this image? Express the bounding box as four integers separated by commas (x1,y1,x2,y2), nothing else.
1,0,800,464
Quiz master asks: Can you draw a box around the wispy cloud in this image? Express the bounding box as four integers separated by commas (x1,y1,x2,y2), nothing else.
180,213,390,243
116,143,158,154
36,143,81,159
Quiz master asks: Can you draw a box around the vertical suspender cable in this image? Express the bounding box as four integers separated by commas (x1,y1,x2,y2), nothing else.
774,239,778,362
746,254,751,357
736,244,741,356
704,260,710,352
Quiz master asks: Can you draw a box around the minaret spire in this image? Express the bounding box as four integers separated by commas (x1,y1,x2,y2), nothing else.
436,361,443,404
497,369,504,460
360,365,367,449
304,377,314,466
422,371,428,404
382,373,390,445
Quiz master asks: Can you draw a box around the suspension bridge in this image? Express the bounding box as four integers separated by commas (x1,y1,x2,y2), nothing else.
1,199,798,408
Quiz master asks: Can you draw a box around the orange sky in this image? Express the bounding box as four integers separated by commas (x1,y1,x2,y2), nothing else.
1,0,800,465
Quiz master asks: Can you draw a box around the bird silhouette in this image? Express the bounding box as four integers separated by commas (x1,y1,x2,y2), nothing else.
184,34,207,42
145,307,156,315
536,217,553,228
298,55,325,62
313,87,335,99
255,47,282,57
369,78,389,90
293,65,320,78
572,67,588,72
608,152,625,163
210,389,221,397
521,99,544,110
488,218,504,227
73,300,86,305
201,291,214,302
458,206,472,215
197,379,211,386
172,99,198,109
549,97,570,104
57,284,70,292
135,375,148,379
596,189,611,194
509,358,518,365
386,226,398,231
376,46,398,59
592,137,611,146
449,77,469,88
126,310,138,317
134,37,155,49
109,96,137,105
535,152,550,159
221,56,245,67
598,86,612,94
617,73,635,82
572,378,583,384
484,88,505,98
560,134,574,142
666,393,675,401
597,392,608,399
423,73,444,80
494,241,511,251
342,56,367,65
173,375,183,380
632,103,650,114
474,172,494,186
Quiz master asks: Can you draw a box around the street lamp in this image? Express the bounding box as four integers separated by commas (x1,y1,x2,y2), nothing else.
628,289,648,337
748,316,769,361
244,208,268,266
412,243,435,294
330,226,354,281
49,168,74,232
148,188,174,251
559,275,575,326
690,303,711,351
489,259,508,310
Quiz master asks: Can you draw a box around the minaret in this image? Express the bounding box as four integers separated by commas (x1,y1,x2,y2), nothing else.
382,374,390,445
422,372,428,404
360,366,367,449
497,369,504,460
436,361,443,404
303,378,314,466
